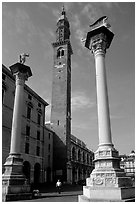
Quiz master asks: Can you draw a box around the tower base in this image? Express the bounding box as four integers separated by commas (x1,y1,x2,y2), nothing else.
2,154,32,202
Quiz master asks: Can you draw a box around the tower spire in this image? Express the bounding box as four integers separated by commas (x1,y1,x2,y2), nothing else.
62,3,66,15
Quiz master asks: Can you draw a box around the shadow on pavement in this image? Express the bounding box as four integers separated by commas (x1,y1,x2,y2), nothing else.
31,183,83,193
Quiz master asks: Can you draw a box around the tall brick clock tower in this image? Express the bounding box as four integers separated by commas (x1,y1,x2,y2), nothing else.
51,7,73,182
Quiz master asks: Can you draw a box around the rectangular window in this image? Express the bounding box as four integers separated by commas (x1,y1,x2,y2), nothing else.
26,125,30,136
37,131,40,140
48,155,50,165
36,146,40,156
38,102,41,107
25,143,29,154
37,113,41,125
27,106,31,119
57,120,59,126
2,89,5,103
28,94,32,100
48,144,50,152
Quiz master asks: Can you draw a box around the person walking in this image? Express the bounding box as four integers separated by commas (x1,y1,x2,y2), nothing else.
56,179,62,194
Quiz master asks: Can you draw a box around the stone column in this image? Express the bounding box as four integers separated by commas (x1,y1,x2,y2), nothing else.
2,63,32,202
10,72,27,154
78,18,135,202
94,46,112,148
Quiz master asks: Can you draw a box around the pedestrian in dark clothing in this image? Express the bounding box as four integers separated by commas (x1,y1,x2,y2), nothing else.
56,179,62,194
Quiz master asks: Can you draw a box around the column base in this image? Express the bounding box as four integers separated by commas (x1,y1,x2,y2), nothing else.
78,187,135,202
2,187,32,202
78,145,135,202
2,154,32,201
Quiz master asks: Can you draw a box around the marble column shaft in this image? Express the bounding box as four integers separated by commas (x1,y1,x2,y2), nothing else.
93,48,112,147
10,72,27,154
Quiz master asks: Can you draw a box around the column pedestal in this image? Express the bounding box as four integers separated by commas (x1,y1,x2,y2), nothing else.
2,154,32,201
78,145,134,202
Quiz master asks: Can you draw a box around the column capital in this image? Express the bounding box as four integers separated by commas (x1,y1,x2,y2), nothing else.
15,72,29,86
9,62,32,84
85,26,114,56
91,37,107,57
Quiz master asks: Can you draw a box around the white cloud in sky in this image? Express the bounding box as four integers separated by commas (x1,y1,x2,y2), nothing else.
64,2,73,12
15,9,31,34
81,3,102,24
100,2,120,10
72,14,85,46
52,8,60,19
71,91,95,111
39,2,49,10
3,5,54,62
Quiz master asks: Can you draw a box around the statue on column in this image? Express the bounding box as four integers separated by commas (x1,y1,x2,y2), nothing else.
19,53,30,64
90,16,111,30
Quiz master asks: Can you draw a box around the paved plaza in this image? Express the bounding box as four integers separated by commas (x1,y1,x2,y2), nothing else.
16,184,83,202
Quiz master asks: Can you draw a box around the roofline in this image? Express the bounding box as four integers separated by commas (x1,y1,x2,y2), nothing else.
25,85,49,106
44,125,55,134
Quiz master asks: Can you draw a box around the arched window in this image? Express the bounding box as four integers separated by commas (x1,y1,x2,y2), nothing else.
23,161,31,181
61,49,64,56
83,152,85,163
72,147,76,161
78,149,81,162
34,163,41,184
57,47,64,58
90,155,93,164
87,154,89,164
57,50,60,58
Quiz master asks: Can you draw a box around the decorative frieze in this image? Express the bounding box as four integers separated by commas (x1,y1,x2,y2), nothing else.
94,148,119,160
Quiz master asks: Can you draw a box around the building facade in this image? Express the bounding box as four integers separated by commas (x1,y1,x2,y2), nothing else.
120,151,135,181
2,63,94,185
70,135,94,184
50,8,94,183
2,64,53,184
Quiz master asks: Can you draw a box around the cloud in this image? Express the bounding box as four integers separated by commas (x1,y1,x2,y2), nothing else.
3,5,54,59
71,14,86,49
48,29,56,39
72,122,92,130
71,91,95,111
81,3,101,23
3,7,38,42
52,8,60,19
100,2,120,10
39,2,49,10
14,9,43,44
64,2,73,11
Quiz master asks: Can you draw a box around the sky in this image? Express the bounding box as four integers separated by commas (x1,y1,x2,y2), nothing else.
2,1,135,155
